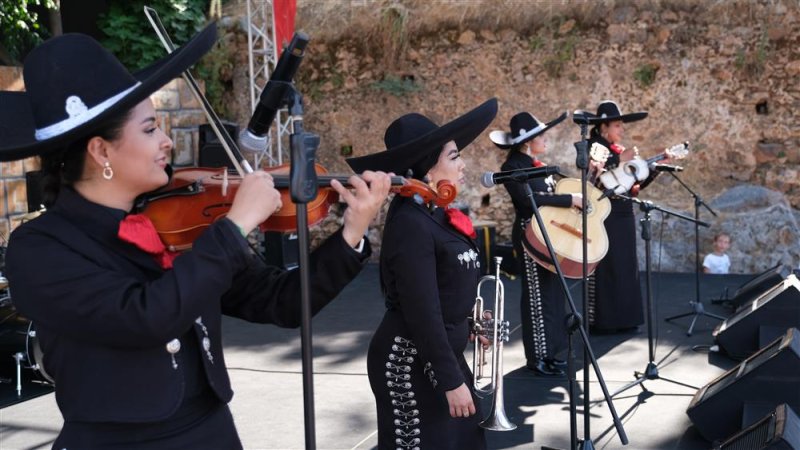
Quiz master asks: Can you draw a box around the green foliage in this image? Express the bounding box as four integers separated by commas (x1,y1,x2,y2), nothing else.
0,0,57,64
98,0,208,71
543,35,576,79
528,35,545,52
194,40,234,118
734,32,770,78
370,75,421,97
633,63,658,88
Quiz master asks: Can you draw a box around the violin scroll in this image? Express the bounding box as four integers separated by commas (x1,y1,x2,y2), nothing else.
392,179,457,207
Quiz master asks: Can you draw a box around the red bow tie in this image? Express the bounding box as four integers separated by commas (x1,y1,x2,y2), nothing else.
533,159,546,168
445,208,476,239
118,214,179,269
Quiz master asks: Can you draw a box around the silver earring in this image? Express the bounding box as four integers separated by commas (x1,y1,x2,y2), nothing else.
102,161,114,180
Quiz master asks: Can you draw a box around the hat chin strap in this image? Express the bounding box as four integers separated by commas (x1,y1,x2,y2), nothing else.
35,82,141,141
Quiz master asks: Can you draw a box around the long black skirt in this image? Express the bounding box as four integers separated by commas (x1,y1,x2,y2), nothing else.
367,310,486,450
589,198,645,331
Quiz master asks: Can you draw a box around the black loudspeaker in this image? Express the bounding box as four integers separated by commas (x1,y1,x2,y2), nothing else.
713,275,800,360
726,264,787,309
198,122,239,169
25,170,45,212
687,328,800,443
260,231,298,270
713,403,800,450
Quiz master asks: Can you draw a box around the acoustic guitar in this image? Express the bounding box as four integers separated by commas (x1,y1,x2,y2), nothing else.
596,142,690,195
523,178,611,279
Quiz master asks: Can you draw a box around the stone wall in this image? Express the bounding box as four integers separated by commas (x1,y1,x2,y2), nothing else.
0,69,207,243
270,0,800,273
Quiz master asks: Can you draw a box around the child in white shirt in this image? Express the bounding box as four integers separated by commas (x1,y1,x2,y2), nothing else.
703,232,731,274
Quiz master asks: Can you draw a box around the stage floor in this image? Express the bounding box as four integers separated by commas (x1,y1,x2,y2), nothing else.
0,266,754,449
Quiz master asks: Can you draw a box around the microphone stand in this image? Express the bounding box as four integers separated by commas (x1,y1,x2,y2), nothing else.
608,195,704,399
663,172,723,336
522,183,628,449
573,116,594,450
287,88,321,450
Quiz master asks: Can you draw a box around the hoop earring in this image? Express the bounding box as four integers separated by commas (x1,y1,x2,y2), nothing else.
102,161,114,180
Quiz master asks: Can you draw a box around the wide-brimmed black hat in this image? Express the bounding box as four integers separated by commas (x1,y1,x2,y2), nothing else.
0,22,217,162
588,100,647,124
489,111,567,150
346,98,498,179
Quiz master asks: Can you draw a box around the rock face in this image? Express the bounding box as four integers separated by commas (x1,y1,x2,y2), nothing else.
223,0,800,273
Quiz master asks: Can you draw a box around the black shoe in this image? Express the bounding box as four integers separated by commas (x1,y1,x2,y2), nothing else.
547,358,567,370
526,359,565,377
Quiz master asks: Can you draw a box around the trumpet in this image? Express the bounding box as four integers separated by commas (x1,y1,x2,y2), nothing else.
472,256,516,431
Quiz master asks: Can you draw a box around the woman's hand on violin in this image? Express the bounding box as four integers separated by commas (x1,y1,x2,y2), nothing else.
227,170,282,235
333,170,392,248
445,383,476,418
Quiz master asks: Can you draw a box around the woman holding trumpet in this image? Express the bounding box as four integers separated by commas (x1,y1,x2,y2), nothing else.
346,98,497,449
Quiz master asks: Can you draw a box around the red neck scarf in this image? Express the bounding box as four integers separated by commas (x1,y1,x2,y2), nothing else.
445,208,476,239
532,159,546,168
118,214,179,269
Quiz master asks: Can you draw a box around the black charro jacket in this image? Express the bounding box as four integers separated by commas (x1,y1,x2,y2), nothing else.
378,196,480,392
500,150,572,220
6,187,369,423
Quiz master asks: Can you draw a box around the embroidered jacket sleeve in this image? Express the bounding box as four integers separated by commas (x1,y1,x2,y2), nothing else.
381,206,465,392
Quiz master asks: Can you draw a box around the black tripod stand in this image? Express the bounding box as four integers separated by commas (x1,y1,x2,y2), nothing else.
610,197,703,398
663,173,723,336
522,182,628,450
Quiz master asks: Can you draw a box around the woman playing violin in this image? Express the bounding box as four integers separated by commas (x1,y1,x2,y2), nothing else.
347,98,497,450
586,100,656,334
0,24,391,449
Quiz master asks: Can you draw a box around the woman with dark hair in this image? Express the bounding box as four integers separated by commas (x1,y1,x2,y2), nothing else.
585,100,655,333
0,24,392,449
489,111,580,376
346,98,497,450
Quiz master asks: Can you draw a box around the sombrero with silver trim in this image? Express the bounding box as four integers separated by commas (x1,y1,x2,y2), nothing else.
489,111,568,150
0,22,217,162
589,100,647,124
346,98,498,179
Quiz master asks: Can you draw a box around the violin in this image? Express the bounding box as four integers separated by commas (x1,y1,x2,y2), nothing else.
139,165,457,251
139,12,456,251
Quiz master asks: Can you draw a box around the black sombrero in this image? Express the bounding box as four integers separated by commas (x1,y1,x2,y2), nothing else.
489,111,567,150
0,22,217,162
346,98,498,179
589,100,648,124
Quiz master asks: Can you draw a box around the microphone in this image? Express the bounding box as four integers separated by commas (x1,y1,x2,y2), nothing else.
481,166,561,188
649,163,683,172
572,110,598,125
238,32,309,154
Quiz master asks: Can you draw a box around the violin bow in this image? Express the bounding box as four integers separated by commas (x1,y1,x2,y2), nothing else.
144,6,252,177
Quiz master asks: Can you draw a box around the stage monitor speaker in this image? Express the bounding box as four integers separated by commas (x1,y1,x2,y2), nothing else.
728,264,787,309
198,122,239,170
713,274,800,360
260,231,298,270
25,170,45,212
713,403,800,450
687,328,800,443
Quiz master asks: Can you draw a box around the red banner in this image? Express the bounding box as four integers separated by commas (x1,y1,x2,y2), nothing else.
273,0,297,58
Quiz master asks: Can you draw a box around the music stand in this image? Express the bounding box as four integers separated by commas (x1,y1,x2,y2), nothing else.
662,171,724,335
609,196,703,398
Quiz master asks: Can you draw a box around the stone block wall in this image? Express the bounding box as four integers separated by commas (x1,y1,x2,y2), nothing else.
0,68,207,242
